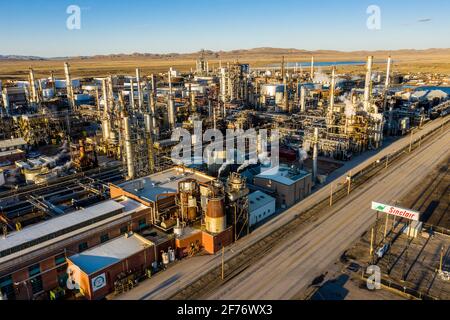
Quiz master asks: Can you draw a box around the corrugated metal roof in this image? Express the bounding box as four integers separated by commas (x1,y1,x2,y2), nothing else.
255,166,310,186
0,138,26,150
118,167,214,203
68,234,152,274
249,191,275,212
0,200,125,253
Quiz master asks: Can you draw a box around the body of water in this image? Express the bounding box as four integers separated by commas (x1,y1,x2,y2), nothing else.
266,60,382,68
403,86,450,95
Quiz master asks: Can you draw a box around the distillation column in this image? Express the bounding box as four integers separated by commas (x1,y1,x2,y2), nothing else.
328,67,336,122
123,112,135,180
312,128,319,183
363,56,373,112
64,62,75,111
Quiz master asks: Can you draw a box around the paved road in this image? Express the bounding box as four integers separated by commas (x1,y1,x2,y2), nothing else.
207,125,449,299
117,118,448,300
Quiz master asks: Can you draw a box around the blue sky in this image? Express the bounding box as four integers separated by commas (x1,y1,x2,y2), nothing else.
1,0,449,57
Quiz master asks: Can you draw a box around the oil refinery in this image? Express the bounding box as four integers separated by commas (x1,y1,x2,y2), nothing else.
0,1,450,310
0,53,448,302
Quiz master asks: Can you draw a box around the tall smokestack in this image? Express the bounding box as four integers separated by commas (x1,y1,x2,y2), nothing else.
383,56,392,112
101,79,110,142
108,76,114,112
328,67,336,120
300,86,306,113
168,70,176,129
363,56,373,112
29,68,39,104
283,76,289,112
385,56,392,89
147,79,158,136
136,68,144,111
130,79,136,111
50,71,56,92
2,90,10,115
313,128,319,183
310,56,315,81
281,56,285,80
64,62,75,111
123,112,135,180
144,113,155,173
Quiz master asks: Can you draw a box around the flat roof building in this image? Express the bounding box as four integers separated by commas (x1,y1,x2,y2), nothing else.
0,196,154,300
249,191,276,227
253,165,312,208
67,233,156,300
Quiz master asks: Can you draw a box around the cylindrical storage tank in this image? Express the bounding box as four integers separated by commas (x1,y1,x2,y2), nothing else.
174,225,183,237
205,196,226,234
162,252,169,265
0,170,5,186
42,88,55,99
168,248,176,262
187,196,197,220
275,92,284,105
23,168,42,184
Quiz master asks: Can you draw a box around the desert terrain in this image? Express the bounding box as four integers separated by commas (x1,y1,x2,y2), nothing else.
1,48,450,79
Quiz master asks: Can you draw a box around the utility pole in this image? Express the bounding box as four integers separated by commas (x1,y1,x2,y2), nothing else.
329,183,333,207
384,213,389,239
347,171,352,195
409,129,414,153
402,243,409,281
372,211,380,264
370,227,374,257
221,246,225,281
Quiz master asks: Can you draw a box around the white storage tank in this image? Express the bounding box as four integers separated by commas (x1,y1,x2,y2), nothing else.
42,88,55,99
168,248,176,262
54,79,81,89
162,252,170,265
260,84,285,97
0,169,5,186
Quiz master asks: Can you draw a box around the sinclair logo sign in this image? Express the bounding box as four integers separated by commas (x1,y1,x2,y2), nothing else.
371,202,420,221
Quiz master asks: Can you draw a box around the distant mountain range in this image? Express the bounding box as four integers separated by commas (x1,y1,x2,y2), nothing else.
1,48,450,61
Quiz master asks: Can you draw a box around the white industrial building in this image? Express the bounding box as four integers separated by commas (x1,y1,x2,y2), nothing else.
249,191,276,227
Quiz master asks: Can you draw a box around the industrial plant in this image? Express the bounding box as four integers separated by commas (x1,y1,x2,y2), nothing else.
0,52,449,301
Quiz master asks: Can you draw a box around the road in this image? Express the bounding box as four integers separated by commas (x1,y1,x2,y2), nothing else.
206,125,449,299
116,117,448,300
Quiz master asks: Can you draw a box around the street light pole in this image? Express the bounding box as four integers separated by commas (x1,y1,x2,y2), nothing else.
347,171,352,195
409,129,414,153
221,246,225,281
329,183,333,206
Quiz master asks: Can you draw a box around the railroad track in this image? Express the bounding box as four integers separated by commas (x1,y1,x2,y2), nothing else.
168,118,449,300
